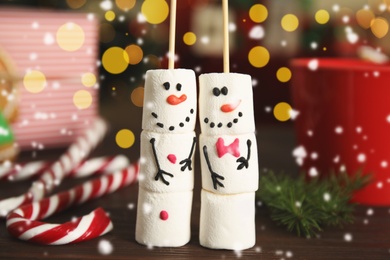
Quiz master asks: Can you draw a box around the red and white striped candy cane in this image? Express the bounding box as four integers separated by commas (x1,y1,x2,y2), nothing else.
69,154,130,178
0,118,107,217
1,155,129,182
6,163,139,245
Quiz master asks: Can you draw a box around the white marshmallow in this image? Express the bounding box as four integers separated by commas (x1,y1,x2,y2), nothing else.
199,189,256,250
142,69,197,134
139,131,196,193
199,133,259,194
199,73,255,135
136,187,193,247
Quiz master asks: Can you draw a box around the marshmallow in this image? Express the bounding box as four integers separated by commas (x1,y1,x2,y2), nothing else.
135,187,193,247
199,189,256,250
199,73,255,136
142,69,197,134
199,133,258,194
139,131,196,193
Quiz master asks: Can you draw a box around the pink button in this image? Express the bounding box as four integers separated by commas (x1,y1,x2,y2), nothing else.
159,210,169,221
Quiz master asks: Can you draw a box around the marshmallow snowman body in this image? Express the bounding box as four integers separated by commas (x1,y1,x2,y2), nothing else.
136,69,196,247
199,72,258,250
199,190,256,250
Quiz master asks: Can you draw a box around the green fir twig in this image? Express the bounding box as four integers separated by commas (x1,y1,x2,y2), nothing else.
257,170,371,237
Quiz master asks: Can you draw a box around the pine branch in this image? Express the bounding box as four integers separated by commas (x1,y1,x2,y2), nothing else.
257,170,371,237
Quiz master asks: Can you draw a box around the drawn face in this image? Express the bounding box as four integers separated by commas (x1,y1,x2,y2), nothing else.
199,73,255,135
142,69,197,134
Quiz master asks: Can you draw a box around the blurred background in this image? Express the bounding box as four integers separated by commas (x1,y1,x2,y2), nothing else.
0,0,389,162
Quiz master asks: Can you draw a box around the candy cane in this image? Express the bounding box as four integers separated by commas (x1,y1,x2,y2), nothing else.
6,164,139,245
1,155,129,182
0,118,107,217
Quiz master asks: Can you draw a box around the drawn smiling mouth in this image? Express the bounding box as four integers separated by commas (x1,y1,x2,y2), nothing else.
220,99,241,113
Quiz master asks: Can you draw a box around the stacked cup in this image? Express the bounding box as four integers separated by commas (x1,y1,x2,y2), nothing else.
198,72,259,250
136,69,197,247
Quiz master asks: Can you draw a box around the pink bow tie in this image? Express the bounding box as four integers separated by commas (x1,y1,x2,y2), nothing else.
216,137,240,158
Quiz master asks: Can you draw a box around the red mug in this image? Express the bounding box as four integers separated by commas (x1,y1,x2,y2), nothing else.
291,58,390,206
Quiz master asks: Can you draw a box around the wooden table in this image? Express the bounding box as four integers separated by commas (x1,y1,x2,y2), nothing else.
0,122,389,259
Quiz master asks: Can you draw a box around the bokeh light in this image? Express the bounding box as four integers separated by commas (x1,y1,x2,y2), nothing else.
56,22,85,52
276,67,292,83
73,90,92,109
281,14,299,32
102,47,129,74
144,54,162,69
115,0,136,11
100,23,116,43
23,70,46,93
274,102,292,122
356,9,375,29
141,0,169,25
81,72,96,87
371,17,389,38
183,32,197,45
105,11,116,22
66,0,86,9
315,9,330,24
125,44,144,65
249,4,268,23
131,86,144,107
116,129,135,148
248,46,270,68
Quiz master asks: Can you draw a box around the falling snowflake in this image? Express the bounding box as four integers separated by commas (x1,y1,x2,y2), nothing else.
342,15,350,23
309,167,318,177
357,153,366,163
292,145,307,166
128,203,135,210
286,251,293,258
98,239,114,255
323,192,331,202
308,59,319,71
310,42,318,49
344,233,353,242
289,109,300,120
100,0,113,11
381,161,388,168
335,126,343,134
143,202,153,214
234,249,242,258
249,25,265,40
332,4,340,12
310,152,318,160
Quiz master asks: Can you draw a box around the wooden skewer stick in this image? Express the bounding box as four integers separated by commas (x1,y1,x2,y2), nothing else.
168,0,177,69
222,0,230,73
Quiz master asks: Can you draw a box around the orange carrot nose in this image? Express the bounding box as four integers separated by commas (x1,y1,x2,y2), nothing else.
167,94,187,105
221,99,241,113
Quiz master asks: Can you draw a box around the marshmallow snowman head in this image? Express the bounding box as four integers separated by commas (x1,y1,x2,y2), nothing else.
199,73,255,135
142,69,197,133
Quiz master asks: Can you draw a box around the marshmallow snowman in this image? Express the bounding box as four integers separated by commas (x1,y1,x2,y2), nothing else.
199,72,258,250
136,69,197,247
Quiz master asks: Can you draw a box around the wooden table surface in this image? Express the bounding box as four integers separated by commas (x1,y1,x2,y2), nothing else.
0,119,389,259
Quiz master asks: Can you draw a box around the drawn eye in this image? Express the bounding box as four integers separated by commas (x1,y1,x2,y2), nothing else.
213,87,220,96
163,82,170,90
176,83,182,91
221,86,228,95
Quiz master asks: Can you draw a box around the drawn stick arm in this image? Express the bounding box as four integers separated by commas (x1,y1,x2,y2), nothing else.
150,138,173,185
203,145,224,190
